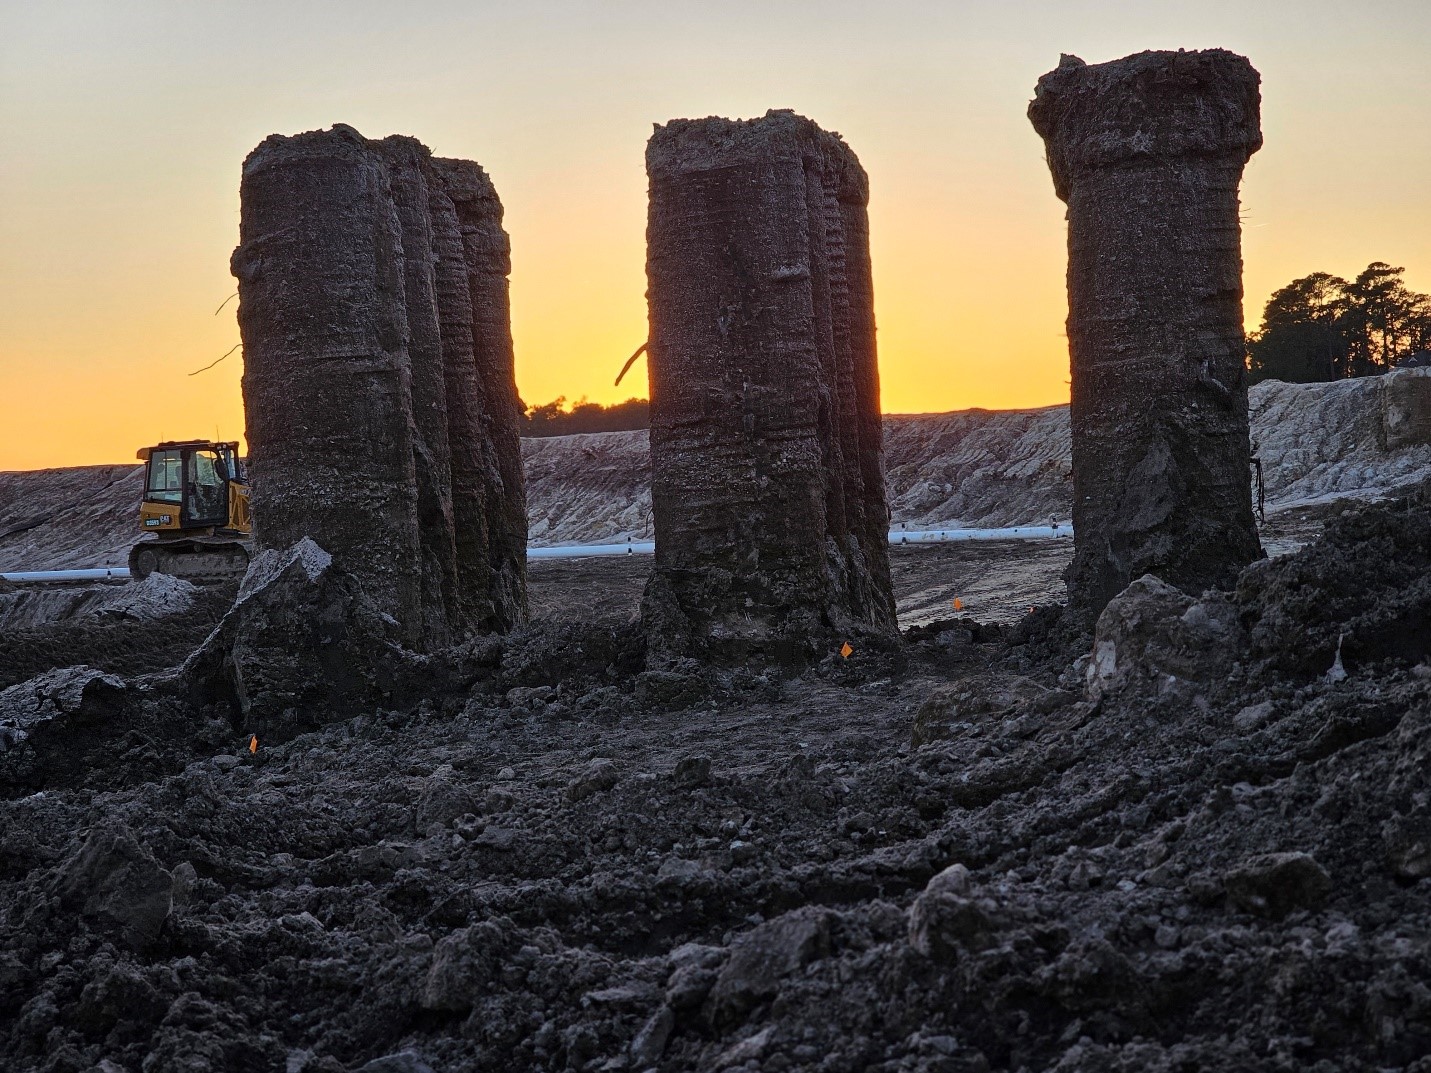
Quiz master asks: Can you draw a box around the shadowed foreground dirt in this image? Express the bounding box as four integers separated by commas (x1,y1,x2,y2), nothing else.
1,489,1428,1073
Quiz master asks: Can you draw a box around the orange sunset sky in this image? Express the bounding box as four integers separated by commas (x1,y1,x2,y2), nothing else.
1,0,1428,470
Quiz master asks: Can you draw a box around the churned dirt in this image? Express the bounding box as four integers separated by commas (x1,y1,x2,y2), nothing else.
1,481,1428,1073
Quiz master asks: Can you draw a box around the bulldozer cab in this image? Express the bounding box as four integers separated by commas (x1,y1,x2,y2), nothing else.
137,440,247,533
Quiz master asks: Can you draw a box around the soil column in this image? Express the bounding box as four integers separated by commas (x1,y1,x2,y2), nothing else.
432,159,529,633
1029,51,1264,616
427,169,496,637
232,125,423,643
643,110,896,657
376,136,458,649
831,141,897,631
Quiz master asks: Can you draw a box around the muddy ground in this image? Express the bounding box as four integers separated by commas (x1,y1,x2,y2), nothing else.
1,491,1428,1073
0,538,1076,694
526,539,1076,632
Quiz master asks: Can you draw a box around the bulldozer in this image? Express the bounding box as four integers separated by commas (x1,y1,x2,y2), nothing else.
128,440,253,581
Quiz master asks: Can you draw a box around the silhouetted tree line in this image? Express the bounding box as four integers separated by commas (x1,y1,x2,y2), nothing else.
519,396,650,437
1247,262,1431,384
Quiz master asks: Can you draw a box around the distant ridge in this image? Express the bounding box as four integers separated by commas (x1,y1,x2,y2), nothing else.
2,374,1427,571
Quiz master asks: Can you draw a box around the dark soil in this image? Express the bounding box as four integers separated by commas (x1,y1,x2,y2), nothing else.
1,488,1428,1073
0,585,234,690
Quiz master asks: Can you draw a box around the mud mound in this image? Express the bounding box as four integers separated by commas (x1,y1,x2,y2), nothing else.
523,431,652,547
1,490,1427,1072
0,584,232,690
884,406,1072,530
0,464,141,572
0,574,199,632
1252,369,1431,510
1239,478,1431,677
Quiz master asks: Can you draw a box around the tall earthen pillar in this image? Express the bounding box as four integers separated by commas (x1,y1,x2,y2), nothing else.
233,125,527,646
433,159,529,633
1028,50,1264,616
232,125,424,645
426,172,497,637
377,136,459,648
643,110,896,660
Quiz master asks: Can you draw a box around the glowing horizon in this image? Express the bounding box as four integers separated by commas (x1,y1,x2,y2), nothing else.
2,1,1428,470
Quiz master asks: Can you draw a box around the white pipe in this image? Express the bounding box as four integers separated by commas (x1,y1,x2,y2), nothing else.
2,568,132,582
527,541,655,559
525,525,1072,560
890,524,1072,544
3,525,1073,579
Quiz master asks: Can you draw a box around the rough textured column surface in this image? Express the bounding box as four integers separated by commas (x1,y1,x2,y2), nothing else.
233,125,526,647
232,125,424,645
427,173,497,636
1028,50,1264,616
434,158,529,633
643,110,896,660
377,136,458,648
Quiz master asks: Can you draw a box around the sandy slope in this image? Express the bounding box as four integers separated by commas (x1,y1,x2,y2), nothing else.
3,372,1427,571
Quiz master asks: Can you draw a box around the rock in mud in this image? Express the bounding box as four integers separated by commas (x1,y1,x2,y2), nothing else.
908,863,1000,960
53,822,173,951
706,906,834,1026
422,919,514,1012
184,539,426,739
353,1052,437,1073
629,1004,675,1067
1232,699,1276,732
1382,814,1431,879
1084,574,1242,703
665,943,723,1013
912,673,1069,746
566,757,619,802
671,752,712,788
1223,851,1331,918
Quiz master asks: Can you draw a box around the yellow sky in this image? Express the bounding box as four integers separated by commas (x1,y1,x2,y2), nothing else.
2,0,1428,470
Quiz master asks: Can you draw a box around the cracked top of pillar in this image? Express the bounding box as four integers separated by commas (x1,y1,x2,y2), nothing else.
240,123,378,176
375,133,437,168
1028,49,1262,201
431,158,503,217
647,109,869,204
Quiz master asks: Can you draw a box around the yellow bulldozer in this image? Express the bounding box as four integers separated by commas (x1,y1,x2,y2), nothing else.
128,439,253,581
